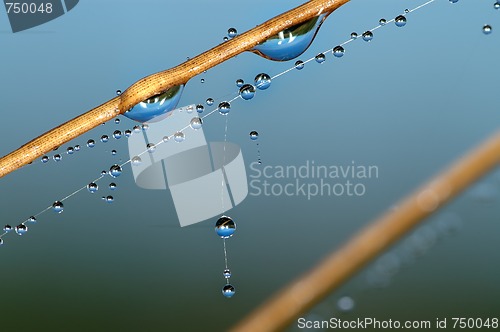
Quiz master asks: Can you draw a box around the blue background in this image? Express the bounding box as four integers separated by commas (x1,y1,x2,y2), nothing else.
1,0,499,331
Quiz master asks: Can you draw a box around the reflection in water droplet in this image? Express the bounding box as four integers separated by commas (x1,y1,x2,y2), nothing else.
379,18,387,25
483,24,492,34
88,182,98,193
252,13,329,61
350,32,358,39
222,284,235,298
113,130,122,139
315,53,326,63
223,36,229,42
162,136,169,143
133,125,141,133
190,117,203,130
125,85,184,123
116,90,122,96
114,118,120,124
15,224,28,236
109,183,117,190
249,131,259,140
125,129,132,137
101,135,109,143
52,201,64,213
337,296,355,312
223,269,232,278
109,164,122,178
66,147,74,155
0,238,3,246
53,154,62,162
3,225,12,232
215,216,236,239
332,46,345,58
295,60,304,70
362,31,373,42
105,195,114,203
87,139,95,148
74,145,80,151
132,156,142,165
236,79,244,87
28,216,36,223
254,73,271,90
219,101,231,115
196,104,204,113
495,3,500,9
395,15,407,27
228,27,237,38
174,131,185,143
239,84,256,100
147,143,156,153
206,98,214,106
41,156,49,163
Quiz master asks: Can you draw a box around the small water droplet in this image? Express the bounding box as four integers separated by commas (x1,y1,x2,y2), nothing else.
111,150,117,155
215,216,236,239
87,139,95,148
222,284,235,298
66,147,74,155
113,130,122,139
223,269,232,278
239,84,256,100
379,18,387,25
218,101,231,115
52,201,64,213
294,60,304,70
15,224,28,236
174,131,185,143
105,195,114,203
483,24,493,34
147,143,156,153
200,78,205,83
109,183,117,190
254,73,271,90
494,2,500,9
125,85,184,123
228,27,237,38
249,131,259,140
236,79,244,87
101,170,107,176
74,145,80,151
350,32,358,39
362,31,373,41
133,125,141,133
53,154,62,162
190,117,203,130
395,15,407,27
315,53,326,63
162,136,169,143
116,90,122,96
206,98,214,106
27,216,36,223
332,46,345,58
125,129,132,137
196,104,204,113
109,164,122,178
131,156,142,165
87,182,98,193
114,118,120,124
3,225,12,232
142,124,149,131
41,156,49,163
100,135,109,143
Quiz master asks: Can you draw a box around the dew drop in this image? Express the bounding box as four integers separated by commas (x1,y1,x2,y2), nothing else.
235,79,244,87
114,118,120,124
215,216,236,239
483,24,493,34
332,46,345,58
133,125,141,133
174,131,185,143
350,32,358,39
190,117,203,130
200,78,205,83
315,53,326,63
27,216,36,223
101,170,107,176
294,60,304,70
222,284,235,298
249,131,259,140
228,27,237,38
66,147,74,155
3,225,12,232
113,130,122,139
53,154,62,162
52,201,64,214
125,129,132,137
74,145,80,151
495,2,500,9
223,36,229,41
196,104,204,113
105,195,114,203
109,164,122,178
109,183,117,190
147,143,156,153
111,150,117,156
239,84,256,100
162,136,169,143
41,156,49,163
379,18,387,25
87,139,96,148
125,85,184,123
87,182,98,193
254,73,271,90
100,135,109,143
223,269,232,278
218,101,231,115
15,224,28,236
131,156,142,165
142,124,149,131
362,31,373,41
395,15,407,27
116,90,122,96
206,98,214,106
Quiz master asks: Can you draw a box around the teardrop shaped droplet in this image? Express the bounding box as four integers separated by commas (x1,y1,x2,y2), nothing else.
219,101,231,115
252,13,330,61
332,46,345,58
124,85,184,123
109,164,122,178
362,31,373,41
215,216,236,239
254,73,271,90
52,201,64,214
239,84,256,100
222,284,235,298
395,15,407,27
87,182,98,193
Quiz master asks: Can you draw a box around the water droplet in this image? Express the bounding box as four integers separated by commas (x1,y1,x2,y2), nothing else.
218,101,231,115
223,36,229,41
395,15,407,27
239,84,256,100
124,85,184,123
223,269,232,278
215,216,236,239
87,182,98,193
449,0,459,3
116,90,122,96
0,238,3,246
113,130,122,139
162,136,169,143
3,225,12,232
105,195,114,203
27,216,36,223
294,60,304,70
249,131,259,140
53,154,62,162
142,124,149,131
483,24,493,34
133,125,141,133
254,73,271,90
332,46,345,58
101,170,107,176
495,2,500,9
252,14,329,61
66,147,74,155
100,135,109,143
87,139,96,148
109,164,122,178
350,32,358,39
41,156,49,163
123,130,132,138
147,143,156,153
190,117,203,130
337,296,355,312
200,78,205,83
236,79,244,87
362,31,373,41
174,131,185,143
114,118,120,124
111,150,117,156
109,183,117,190
74,145,80,151
404,9,410,13
206,98,214,106
222,284,235,298
196,104,204,113
315,53,326,63
228,27,237,38
15,224,28,236
186,105,194,114
379,18,387,25
52,201,64,213
131,156,142,165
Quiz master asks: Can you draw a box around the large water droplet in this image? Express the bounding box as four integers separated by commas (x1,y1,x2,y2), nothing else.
228,27,237,38
332,46,345,58
252,14,329,61
124,85,184,123
109,164,122,178
395,15,407,27
362,31,373,42
222,284,235,298
15,224,28,236
190,117,203,130
483,24,493,34
215,216,236,239
174,131,185,143
254,73,271,90
239,84,256,100
249,131,259,140
219,101,231,115
52,201,64,213
88,182,98,193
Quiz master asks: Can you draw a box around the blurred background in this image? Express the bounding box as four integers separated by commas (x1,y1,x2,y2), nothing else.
0,0,499,331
